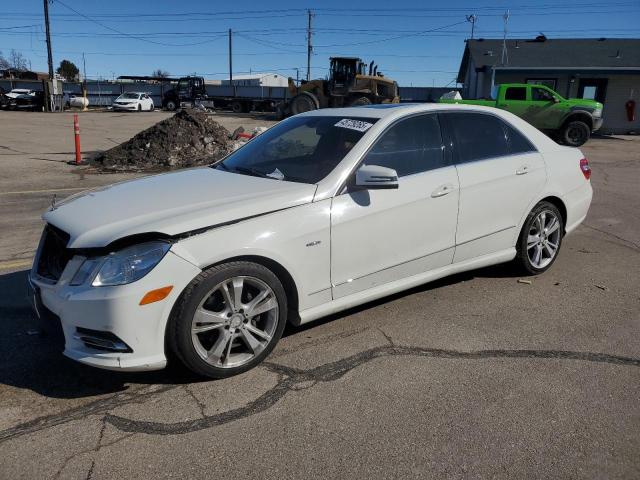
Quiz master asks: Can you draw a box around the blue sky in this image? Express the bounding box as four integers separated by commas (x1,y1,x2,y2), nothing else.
2,0,639,86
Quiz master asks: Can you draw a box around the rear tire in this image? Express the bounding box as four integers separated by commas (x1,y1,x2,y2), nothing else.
168,261,288,379
515,201,564,275
349,96,372,106
165,99,177,111
231,101,243,114
561,120,590,147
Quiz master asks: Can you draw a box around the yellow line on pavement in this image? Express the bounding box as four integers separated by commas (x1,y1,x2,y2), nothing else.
0,259,32,271
0,186,87,196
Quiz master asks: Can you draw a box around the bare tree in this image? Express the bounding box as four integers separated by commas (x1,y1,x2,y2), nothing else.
9,50,29,71
0,51,10,70
152,69,170,78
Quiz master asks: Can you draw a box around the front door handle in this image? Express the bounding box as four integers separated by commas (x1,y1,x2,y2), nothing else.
431,183,455,198
516,165,529,175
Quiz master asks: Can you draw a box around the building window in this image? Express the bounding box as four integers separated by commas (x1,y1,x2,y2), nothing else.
526,78,557,90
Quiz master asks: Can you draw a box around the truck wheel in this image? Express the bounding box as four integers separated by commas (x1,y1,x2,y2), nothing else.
561,121,590,147
231,101,243,114
290,93,318,115
165,100,177,111
350,96,372,106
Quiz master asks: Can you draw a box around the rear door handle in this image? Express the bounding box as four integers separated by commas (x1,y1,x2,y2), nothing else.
516,165,529,175
431,183,455,198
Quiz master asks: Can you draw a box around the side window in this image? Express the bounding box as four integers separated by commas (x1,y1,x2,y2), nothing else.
446,113,510,163
503,122,536,155
505,87,527,101
531,87,554,102
363,115,445,177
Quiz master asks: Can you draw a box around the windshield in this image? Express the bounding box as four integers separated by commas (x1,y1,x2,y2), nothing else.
120,93,140,99
215,116,378,184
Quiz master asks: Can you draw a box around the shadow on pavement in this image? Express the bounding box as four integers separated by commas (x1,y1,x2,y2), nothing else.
0,262,524,399
0,269,199,401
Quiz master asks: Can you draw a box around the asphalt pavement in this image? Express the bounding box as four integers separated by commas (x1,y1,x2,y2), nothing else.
0,111,638,479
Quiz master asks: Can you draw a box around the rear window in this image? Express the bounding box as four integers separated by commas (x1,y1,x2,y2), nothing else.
505,87,526,101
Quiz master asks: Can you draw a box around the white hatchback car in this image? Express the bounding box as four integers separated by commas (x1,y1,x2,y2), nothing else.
112,92,154,111
29,104,592,378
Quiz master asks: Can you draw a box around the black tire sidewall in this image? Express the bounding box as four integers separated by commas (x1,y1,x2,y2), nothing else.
516,201,564,275
291,94,316,115
563,121,590,147
169,262,288,379
350,96,372,106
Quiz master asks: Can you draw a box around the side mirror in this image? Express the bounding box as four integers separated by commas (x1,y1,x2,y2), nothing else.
355,164,399,190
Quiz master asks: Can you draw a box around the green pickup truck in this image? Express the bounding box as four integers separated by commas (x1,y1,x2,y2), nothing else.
439,83,603,147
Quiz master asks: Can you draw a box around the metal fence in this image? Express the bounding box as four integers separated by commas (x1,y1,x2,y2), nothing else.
1,79,458,107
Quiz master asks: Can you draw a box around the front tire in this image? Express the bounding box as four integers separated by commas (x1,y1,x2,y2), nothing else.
515,201,564,275
168,261,288,379
290,93,318,115
561,120,590,147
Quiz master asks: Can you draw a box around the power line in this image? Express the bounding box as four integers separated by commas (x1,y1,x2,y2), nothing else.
52,0,230,47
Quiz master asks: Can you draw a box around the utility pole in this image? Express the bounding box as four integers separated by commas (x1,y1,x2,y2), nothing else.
43,0,54,79
228,28,233,85
501,10,510,65
295,68,299,86
82,52,88,110
306,10,313,81
466,14,477,39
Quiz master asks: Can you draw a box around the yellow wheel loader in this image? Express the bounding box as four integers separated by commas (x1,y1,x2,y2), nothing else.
281,57,400,117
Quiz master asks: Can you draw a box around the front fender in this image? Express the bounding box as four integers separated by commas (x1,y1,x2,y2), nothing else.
170,200,332,312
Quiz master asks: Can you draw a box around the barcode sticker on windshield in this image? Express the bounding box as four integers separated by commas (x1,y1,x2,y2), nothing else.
334,119,373,132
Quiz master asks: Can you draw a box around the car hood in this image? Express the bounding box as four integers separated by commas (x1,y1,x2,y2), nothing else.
44,167,317,248
564,98,602,110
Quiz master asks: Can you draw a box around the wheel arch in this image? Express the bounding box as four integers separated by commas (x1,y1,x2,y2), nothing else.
562,111,593,130
514,194,569,247
200,254,301,324
539,195,568,233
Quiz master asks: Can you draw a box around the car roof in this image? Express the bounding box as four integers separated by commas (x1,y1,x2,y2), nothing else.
297,102,513,119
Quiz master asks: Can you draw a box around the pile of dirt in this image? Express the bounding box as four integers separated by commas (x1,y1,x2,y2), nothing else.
92,109,232,172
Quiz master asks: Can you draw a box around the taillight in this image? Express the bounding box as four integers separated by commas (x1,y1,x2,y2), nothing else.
580,158,591,180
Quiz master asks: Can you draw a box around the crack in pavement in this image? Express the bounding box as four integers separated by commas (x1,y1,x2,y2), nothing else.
52,417,135,480
582,223,640,251
104,345,640,436
0,384,178,444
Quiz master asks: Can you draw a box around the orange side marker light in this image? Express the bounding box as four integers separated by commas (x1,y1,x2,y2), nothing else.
139,286,173,305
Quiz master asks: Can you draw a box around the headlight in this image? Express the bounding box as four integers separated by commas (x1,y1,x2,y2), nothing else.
593,107,602,118
70,241,171,287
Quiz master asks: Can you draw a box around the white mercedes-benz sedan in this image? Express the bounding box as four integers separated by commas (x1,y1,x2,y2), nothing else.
29,104,592,378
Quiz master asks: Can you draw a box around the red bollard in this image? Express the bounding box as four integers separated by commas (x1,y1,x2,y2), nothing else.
73,114,82,164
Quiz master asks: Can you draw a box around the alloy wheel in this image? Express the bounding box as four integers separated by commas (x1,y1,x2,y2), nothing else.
527,210,561,269
191,276,279,368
